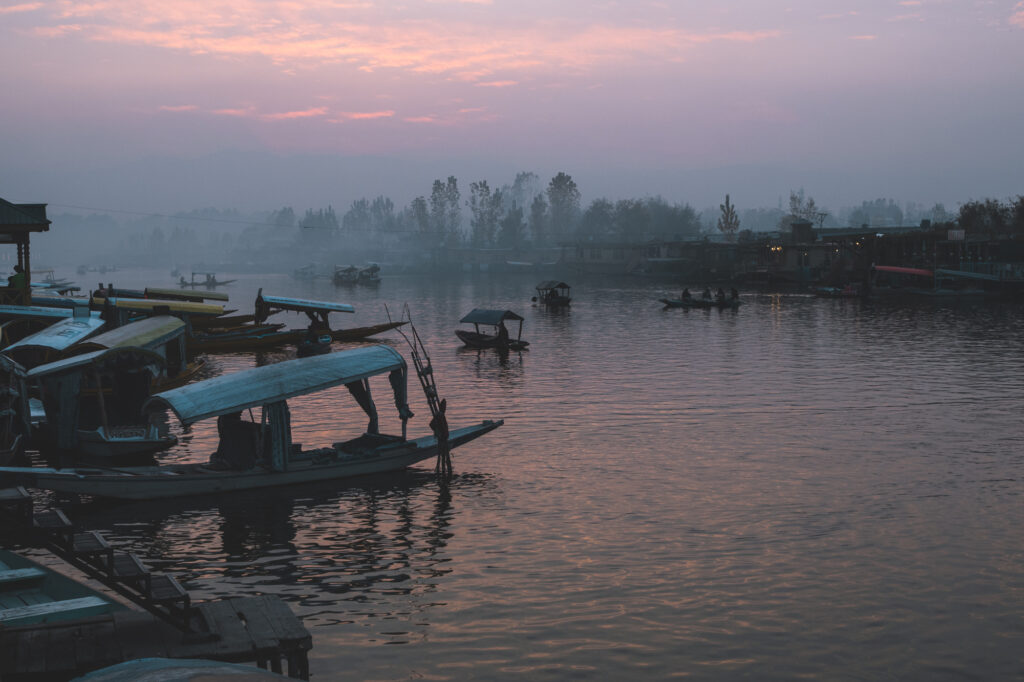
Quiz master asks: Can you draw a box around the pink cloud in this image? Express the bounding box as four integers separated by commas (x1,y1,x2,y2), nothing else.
0,3,42,14
849,35,878,41
335,110,395,120
475,80,517,88
263,107,328,120
404,116,438,123
1012,2,1024,28
898,1,923,5
212,108,254,117
159,104,199,112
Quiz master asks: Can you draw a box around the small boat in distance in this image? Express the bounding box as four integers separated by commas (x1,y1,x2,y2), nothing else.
333,265,359,285
455,309,529,350
534,280,571,307
178,272,236,289
0,345,503,500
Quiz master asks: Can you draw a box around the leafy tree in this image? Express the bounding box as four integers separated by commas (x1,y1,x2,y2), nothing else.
613,199,649,240
579,198,614,237
784,189,828,228
410,196,430,236
958,199,1011,233
529,194,548,245
717,194,740,242
301,206,339,230
546,172,581,242
444,176,462,244
370,196,396,232
509,172,541,214
268,207,296,228
497,205,526,247
343,199,371,232
469,180,501,246
429,180,447,238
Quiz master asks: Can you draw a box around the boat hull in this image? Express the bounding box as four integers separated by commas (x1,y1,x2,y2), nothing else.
455,330,530,350
188,321,406,353
4,421,501,500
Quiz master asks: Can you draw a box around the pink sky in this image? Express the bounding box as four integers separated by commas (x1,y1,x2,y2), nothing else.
1,0,1022,212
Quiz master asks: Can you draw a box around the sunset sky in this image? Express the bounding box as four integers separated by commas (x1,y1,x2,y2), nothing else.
2,0,1022,214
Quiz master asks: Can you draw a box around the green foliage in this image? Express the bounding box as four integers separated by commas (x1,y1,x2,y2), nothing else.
497,206,526,248
529,194,548,245
546,172,581,241
957,198,1023,234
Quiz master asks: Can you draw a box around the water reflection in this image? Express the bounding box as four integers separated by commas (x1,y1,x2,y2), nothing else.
70,471,494,630
455,346,525,383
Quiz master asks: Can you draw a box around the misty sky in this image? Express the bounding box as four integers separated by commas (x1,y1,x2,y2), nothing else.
2,0,1022,215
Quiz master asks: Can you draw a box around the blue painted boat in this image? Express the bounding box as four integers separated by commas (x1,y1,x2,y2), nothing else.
0,549,127,626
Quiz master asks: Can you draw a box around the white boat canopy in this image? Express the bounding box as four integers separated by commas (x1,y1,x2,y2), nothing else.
72,316,185,353
144,345,408,426
459,309,525,326
2,317,106,359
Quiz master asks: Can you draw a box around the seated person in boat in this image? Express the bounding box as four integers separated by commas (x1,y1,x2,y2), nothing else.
681,288,691,300
7,265,26,289
715,288,725,303
701,286,712,300
496,322,510,347
730,287,739,300
209,411,261,470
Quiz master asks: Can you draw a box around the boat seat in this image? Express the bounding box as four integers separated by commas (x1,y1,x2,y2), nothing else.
0,596,110,625
0,567,46,589
0,486,33,523
72,531,114,570
111,552,151,592
33,509,74,542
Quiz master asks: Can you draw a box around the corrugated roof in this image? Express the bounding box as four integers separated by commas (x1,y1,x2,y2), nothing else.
144,345,406,425
0,198,50,232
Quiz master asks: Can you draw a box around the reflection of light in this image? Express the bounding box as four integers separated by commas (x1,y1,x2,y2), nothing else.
769,246,783,253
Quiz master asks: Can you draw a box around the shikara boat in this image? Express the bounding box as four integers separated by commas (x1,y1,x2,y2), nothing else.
188,291,404,354
660,297,741,310
455,309,529,350
28,347,177,459
0,346,503,500
2,315,106,369
69,315,204,390
358,264,381,285
534,280,571,307
333,265,359,285
0,305,102,348
96,297,226,329
179,272,236,288
0,550,127,626
143,287,229,303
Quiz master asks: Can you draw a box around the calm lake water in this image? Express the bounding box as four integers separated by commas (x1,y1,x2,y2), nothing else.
46,271,1024,679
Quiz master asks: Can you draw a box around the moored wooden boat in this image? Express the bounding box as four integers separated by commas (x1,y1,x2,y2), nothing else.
660,297,741,310
1,345,502,499
534,280,571,307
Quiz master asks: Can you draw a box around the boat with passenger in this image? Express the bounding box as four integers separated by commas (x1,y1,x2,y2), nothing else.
455,309,529,350
533,281,571,307
0,345,503,499
178,272,236,289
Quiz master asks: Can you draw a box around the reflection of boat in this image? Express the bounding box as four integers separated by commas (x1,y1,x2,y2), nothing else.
534,280,571,307
2,346,503,500
0,549,128,626
455,309,529,350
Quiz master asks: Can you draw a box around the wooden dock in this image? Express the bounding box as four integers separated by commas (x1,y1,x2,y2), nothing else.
1,486,312,680
1,595,311,680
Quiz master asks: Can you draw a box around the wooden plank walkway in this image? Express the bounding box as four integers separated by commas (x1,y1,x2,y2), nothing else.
0,596,312,681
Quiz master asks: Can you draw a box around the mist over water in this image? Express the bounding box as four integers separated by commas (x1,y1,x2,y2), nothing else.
49,270,1024,680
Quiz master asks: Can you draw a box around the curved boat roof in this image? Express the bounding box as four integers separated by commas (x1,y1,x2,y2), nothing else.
0,305,100,320
99,297,224,316
535,280,570,290
144,345,406,426
257,293,354,315
28,347,165,379
2,317,106,357
459,309,524,325
71,316,185,353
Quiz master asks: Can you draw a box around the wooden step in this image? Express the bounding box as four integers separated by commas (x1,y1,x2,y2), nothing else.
147,574,187,605
32,508,74,537
110,552,151,591
71,531,113,570
0,486,32,523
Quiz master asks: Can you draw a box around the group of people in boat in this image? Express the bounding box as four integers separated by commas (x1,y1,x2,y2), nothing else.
681,287,739,304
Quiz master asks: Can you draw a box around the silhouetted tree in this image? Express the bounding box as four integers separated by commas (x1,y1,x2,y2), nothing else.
497,205,526,248
579,199,614,237
613,199,649,240
546,172,581,242
529,194,548,245
444,176,461,244
718,194,740,242
268,207,296,228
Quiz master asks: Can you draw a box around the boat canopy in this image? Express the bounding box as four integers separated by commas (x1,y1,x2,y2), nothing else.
30,294,90,309
0,305,100,320
144,345,408,426
873,265,934,277
459,309,524,326
2,317,106,358
27,347,165,379
144,287,229,302
98,297,225,317
535,281,570,291
257,294,354,315
72,316,185,353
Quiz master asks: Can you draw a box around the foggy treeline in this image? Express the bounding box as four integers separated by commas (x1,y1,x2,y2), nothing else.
32,170,1024,273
